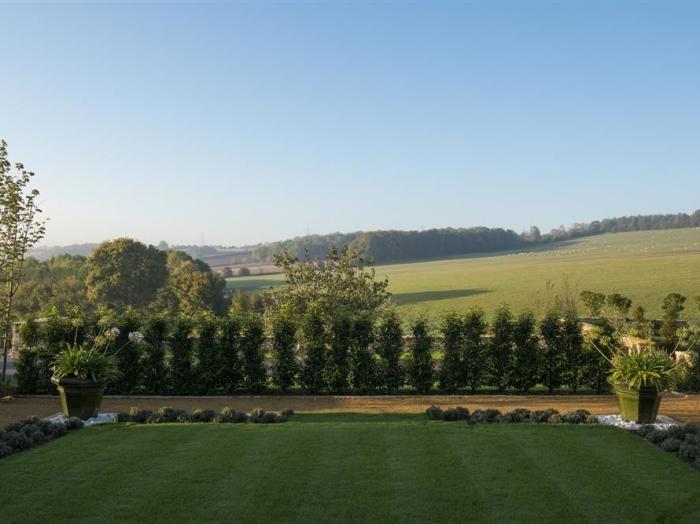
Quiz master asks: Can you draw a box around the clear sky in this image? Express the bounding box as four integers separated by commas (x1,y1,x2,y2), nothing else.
2,1,699,247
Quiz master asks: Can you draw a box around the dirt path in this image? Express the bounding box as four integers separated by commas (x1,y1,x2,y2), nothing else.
2,393,699,426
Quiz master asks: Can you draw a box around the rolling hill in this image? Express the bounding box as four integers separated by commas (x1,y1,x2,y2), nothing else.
226,228,700,323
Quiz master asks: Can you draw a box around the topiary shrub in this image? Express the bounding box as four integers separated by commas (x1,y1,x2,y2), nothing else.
684,423,700,435
471,409,502,424
502,408,531,423
233,412,249,423
153,407,178,423
29,430,47,445
0,442,13,458
116,412,130,423
585,414,599,424
678,441,699,463
217,407,237,423
20,423,41,437
128,407,152,424
66,417,84,431
175,410,192,423
261,412,279,424
635,425,655,438
548,414,563,424
2,431,33,451
645,430,670,445
426,405,444,420
442,407,470,422
281,409,295,419
530,409,559,423
561,410,591,424
191,409,216,423
660,437,683,453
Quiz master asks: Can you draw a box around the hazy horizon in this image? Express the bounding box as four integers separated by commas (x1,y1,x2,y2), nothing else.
4,2,699,247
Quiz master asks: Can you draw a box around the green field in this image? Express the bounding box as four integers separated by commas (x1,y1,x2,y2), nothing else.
1,415,698,523
227,228,700,323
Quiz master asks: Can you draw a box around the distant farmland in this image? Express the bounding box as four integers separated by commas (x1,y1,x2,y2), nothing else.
226,228,700,323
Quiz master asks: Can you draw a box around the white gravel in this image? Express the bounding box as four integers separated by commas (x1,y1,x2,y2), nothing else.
597,414,680,431
45,412,118,426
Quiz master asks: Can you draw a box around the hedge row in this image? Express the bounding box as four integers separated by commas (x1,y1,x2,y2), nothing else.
425,406,598,424
0,416,84,461
118,406,294,424
16,307,615,395
636,424,700,471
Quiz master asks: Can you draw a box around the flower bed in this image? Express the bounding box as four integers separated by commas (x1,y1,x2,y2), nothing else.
425,405,599,424
116,406,295,424
0,416,84,460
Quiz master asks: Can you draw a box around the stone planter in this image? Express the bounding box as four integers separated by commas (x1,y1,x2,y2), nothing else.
51,376,105,420
613,383,661,424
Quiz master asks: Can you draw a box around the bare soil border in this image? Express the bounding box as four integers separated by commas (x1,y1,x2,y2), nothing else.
2,393,699,427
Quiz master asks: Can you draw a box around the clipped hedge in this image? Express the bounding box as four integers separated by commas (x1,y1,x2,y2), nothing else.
116,406,295,425
426,406,598,425
635,423,700,471
0,416,83,461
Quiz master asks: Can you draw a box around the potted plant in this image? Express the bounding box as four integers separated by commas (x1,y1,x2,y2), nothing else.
605,344,683,424
50,328,128,419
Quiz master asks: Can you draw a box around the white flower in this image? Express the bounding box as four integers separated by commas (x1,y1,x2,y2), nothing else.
128,331,145,345
105,327,121,341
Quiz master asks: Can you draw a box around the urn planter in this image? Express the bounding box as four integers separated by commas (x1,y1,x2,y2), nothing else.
51,376,105,420
613,383,661,424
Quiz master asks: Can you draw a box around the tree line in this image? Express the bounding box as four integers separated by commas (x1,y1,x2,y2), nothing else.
244,210,700,265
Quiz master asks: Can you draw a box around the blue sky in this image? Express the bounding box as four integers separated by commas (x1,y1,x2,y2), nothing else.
2,1,699,247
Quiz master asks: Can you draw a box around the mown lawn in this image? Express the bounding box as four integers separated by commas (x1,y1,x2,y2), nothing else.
227,228,700,323
1,415,699,523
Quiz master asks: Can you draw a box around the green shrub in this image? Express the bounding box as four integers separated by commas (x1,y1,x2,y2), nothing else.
15,349,41,394
194,312,220,394
170,316,194,395
408,319,433,393
548,414,563,424
66,417,84,430
678,441,698,463
0,442,13,458
2,431,33,451
191,409,216,423
220,316,243,394
155,407,178,423
300,304,327,393
327,314,352,393
644,430,669,445
116,412,130,423
660,437,683,453
233,412,249,423
271,307,298,392
240,314,267,392
540,312,566,393
218,407,237,423
439,313,464,392
502,408,531,423
350,314,376,393
561,410,592,424
110,308,142,394
510,313,540,393
281,408,295,419
375,310,404,392
128,407,153,424
442,407,470,422
488,306,514,392
530,409,559,423
141,315,169,394
426,405,444,420
463,308,487,392
175,411,192,423
471,409,502,424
